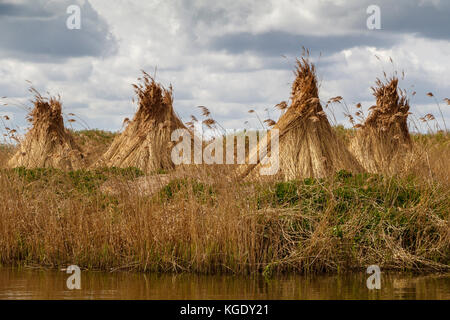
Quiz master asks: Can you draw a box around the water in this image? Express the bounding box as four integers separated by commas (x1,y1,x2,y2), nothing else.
0,267,449,299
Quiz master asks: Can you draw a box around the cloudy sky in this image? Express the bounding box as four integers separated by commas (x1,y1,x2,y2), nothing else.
1,0,449,136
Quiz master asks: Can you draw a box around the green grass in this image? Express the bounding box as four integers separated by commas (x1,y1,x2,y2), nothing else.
159,178,216,203
257,170,423,210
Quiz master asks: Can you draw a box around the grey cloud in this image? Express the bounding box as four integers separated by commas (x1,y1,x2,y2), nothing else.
320,0,450,41
0,0,117,61
345,0,450,41
209,31,399,57
201,0,450,58
0,2,52,18
178,0,267,30
379,1,450,40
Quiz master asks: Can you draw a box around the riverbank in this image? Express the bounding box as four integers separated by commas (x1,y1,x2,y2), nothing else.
0,169,448,274
0,130,448,275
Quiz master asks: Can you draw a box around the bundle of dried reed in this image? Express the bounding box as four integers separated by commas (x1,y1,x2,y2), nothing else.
7,90,85,170
94,72,187,173
240,56,363,180
350,77,411,173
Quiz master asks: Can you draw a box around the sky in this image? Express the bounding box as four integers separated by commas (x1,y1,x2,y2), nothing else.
0,0,449,136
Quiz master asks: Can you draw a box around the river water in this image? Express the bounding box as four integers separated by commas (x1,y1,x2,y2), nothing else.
0,267,449,299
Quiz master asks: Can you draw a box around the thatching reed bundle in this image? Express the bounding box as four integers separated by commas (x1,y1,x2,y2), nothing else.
240,57,363,180
7,90,85,170
95,72,187,173
349,77,411,173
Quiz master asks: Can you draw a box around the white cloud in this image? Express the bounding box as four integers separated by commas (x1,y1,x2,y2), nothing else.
0,0,449,136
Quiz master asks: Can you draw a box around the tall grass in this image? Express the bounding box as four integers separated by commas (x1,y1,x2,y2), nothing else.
0,130,448,275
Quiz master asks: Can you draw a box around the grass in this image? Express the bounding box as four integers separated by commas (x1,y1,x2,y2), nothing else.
0,144,14,168
10,166,143,194
71,129,118,166
0,129,448,275
159,178,215,203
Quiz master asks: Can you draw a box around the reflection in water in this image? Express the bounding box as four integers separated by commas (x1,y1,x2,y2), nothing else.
0,268,449,300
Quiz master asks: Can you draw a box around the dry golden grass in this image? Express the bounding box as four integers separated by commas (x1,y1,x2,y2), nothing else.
0,145,14,168
7,90,85,170
0,130,448,275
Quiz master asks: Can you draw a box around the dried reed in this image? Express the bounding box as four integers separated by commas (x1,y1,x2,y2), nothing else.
350,77,411,174
7,90,85,170
94,72,187,173
240,56,364,180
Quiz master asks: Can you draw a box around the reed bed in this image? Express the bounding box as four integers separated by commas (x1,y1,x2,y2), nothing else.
0,131,448,275
0,55,448,275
